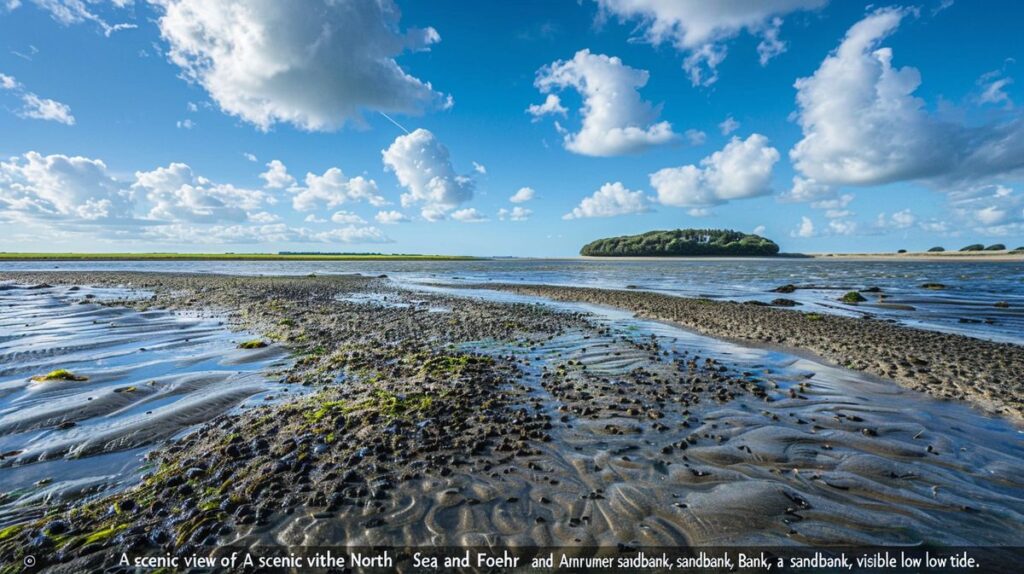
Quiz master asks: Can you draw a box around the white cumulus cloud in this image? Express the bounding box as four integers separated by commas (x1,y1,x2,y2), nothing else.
790,7,1024,188
382,128,473,221
563,181,651,220
451,207,487,223
291,168,386,212
526,94,567,120
259,159,296,189
19,93,75,125
595,0,827,85
534,49,679,156
650,134,779,208
133,162,268,223
0,151,133,221
151,0,447,131
330,210,366,225
792,216,815,238
509,187,535,203
374,210,409,224
498,206,532,221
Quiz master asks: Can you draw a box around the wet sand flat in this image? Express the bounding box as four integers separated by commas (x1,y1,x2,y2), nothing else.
454,282,1024,424
0,272,1022,572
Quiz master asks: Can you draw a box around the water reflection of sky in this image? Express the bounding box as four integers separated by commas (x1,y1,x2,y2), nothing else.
4,258,1020,343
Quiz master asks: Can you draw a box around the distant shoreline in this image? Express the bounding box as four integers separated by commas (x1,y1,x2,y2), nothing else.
0,253,481,262
0,251,1020,263
580,251,1023,262
806,251,1024,261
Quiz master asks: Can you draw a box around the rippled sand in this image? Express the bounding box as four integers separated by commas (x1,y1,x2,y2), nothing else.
0,283,289,526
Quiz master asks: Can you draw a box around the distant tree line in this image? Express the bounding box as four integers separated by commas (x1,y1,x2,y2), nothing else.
580,229,780,257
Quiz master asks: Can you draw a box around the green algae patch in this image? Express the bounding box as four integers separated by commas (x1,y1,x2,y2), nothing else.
304,400,348,424
83,523,128,545
238,340,268,349
0,524,24,542
371,389,434,418
30,369,88,382
417,353,493,379
840,291,867,304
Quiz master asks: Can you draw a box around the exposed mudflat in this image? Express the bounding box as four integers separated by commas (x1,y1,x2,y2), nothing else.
454,283,1024,424
0,272,1021,572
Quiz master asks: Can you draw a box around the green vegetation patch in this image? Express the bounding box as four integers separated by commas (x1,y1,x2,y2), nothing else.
840,291,867,304
580,228,780,257
30,369,88,382
238,340,268,349
417,353,492,379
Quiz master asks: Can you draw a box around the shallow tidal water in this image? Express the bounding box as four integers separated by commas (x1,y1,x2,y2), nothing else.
2,258,1021,343
0,283,291,528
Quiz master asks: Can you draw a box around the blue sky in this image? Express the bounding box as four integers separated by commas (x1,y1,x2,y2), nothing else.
1,0,1022,256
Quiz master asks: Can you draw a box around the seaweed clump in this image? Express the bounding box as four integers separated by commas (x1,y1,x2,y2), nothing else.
30,369,88,382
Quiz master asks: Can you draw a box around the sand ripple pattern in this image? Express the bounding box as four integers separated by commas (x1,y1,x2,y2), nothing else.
264,288,1024,548
0,283,287,525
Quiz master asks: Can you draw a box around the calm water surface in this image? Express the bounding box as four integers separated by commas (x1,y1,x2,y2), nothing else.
2,258,1022,343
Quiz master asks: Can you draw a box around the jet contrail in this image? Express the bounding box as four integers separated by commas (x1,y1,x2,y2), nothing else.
379,111,411,135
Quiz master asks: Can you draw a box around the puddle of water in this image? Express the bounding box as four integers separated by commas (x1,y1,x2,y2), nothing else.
0,283,293,526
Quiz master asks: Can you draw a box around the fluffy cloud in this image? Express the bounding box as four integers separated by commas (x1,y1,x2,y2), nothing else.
595,0,827,85
683,129,706,146
780,176,832,203
151,0,447,131
132,162,268,223
563,182,651,220
498,206,531,221
382,128,473,221
718,116,739,135
259,160,296,189
533,50,679,156
330,210,366,224
1,73,75,125
792,216,815,238
18,93,75,125
374,210,409,224
509,187,535,203
949,185,1024,236
451,207,487,223
291,168,386,211
0,151,133,221
0,73,19,90
144,222,391,244
828,219,858,235
650,134,779,208
314,225,391,244
875,209,916,229
790,7,1024,188
0,149,399,245
526,94,567,119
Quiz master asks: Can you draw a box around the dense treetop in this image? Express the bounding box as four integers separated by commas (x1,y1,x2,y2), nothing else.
580,229,780,257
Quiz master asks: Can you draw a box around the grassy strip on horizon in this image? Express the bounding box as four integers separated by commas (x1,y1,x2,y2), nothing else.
0,252,483,262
